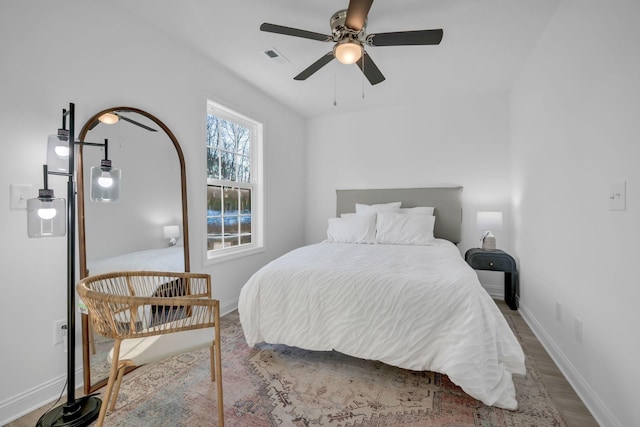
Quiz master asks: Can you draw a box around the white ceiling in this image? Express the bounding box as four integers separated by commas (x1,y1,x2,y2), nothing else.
115,0,560,118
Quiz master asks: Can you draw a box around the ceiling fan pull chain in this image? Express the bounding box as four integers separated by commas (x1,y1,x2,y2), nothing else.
334,73,338,106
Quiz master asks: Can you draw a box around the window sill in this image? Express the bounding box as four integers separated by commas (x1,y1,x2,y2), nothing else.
204,244,265,265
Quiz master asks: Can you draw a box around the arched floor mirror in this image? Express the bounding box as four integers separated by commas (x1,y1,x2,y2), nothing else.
77,107,189,394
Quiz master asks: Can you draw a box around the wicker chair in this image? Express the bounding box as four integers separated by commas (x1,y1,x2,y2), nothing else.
77,271,224,426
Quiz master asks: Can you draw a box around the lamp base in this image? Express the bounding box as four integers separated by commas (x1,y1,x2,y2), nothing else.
481,234,497,250
36,395,101,427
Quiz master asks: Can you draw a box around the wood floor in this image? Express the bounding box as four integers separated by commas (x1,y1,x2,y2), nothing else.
495,301,599,427
6,301,599,427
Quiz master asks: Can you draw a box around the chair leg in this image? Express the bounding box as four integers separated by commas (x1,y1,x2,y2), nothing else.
96,340,122,427
89,321,96,355
209,343,215,382
214,318,224,426
109,365,128,411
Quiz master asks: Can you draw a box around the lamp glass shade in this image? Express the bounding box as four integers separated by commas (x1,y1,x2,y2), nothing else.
163,225,180,239
27,197,66,238
46,134,70,173
98,112,119,125
476,211,503,231
334,41,363,64
90,166,121,202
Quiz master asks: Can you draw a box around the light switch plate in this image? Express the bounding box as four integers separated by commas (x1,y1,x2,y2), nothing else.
10,184,34,209
609,181,626,211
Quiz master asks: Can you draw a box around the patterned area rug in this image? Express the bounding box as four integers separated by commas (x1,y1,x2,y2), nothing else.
100,310,568,426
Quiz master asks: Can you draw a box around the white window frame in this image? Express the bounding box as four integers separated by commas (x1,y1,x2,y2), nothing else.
205,99,264,263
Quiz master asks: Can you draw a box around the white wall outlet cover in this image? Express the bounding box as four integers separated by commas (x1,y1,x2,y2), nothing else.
10,184,34,210
608,181,626,211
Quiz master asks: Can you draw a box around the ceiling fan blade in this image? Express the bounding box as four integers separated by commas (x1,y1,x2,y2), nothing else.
260,23,332,42
345,0,374,32
355,51,385,85
117,114,158,132
294,52,335,81
368,29,443,46
88,119,100,130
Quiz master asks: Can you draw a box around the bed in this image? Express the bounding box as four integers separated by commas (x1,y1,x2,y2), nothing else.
238,187,525,409
87,245,185,276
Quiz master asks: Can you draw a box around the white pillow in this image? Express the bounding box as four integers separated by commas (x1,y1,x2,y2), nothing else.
326,215,376,244
398,206,435,215
355,201,401,215
375,212,436,245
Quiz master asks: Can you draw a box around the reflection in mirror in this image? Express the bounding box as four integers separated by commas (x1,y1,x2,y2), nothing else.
77,107,189,394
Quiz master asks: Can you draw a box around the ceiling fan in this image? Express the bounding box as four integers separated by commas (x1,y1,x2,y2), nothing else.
260,0,443,85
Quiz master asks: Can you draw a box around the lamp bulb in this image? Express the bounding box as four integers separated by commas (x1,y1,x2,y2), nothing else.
99,112,119,125
97,171,114,188
37,207,57,220
54,144,69,158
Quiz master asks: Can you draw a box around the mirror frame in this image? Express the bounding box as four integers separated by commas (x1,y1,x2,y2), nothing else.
77,106,190,394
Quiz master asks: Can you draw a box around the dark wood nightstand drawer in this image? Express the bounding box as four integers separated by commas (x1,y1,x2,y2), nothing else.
473,256,512,271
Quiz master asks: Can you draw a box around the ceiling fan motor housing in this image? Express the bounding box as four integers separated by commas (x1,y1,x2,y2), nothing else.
330,9,366,41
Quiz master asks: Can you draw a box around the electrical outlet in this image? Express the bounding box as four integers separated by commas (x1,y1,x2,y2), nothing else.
574,317,583,343
53,319,67,345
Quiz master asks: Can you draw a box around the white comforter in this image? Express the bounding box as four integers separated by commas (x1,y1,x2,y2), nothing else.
238,239,526,409
87,246,184,276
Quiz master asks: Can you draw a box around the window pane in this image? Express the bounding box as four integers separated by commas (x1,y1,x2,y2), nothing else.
240,188,251,212
224,216,239,236
240,213,252,245
207,186,222,212
218,151,231,181
207,149,219,179
208,236,223,250
223,187,238,213
238,154,250,183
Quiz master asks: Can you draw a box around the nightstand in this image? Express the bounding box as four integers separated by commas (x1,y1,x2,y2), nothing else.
464,248,519,310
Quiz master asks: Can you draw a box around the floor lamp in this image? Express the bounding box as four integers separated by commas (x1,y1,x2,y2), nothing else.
27,103,121,426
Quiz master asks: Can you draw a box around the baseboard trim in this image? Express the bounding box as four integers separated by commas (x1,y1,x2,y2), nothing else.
481,282,504,299
0,367,83,426
220,298,238,317
518,301,620,427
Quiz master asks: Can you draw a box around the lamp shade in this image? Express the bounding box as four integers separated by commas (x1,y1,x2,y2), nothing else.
46,134,70,173
334,40,363,64
163,225,180,239
27,193,66,238
98,112,119,125
164,225,180,246
476,211,503,231
90,164,121,202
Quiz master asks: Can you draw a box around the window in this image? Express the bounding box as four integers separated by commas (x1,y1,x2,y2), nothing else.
206,100,263,260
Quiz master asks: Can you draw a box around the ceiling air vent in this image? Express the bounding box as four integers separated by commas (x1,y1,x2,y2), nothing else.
263,47,290,64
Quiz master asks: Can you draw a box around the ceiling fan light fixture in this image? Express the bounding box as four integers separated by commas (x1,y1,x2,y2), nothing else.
98,112,119,125
334,40,363,65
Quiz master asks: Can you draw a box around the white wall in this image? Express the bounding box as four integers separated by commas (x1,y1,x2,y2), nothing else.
0,1,306,423
305,93,513,283
511,1,640,426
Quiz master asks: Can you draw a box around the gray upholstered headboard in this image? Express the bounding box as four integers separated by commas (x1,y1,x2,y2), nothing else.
336,187,463,244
